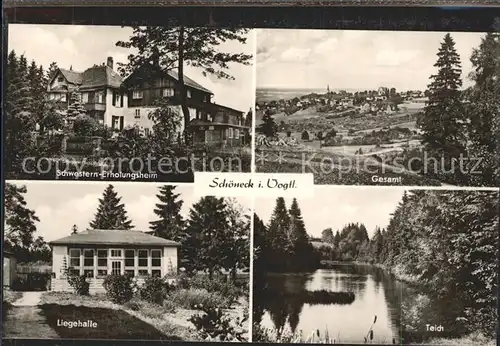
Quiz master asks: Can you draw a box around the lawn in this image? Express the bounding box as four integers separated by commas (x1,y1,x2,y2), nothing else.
36,273,250,342
40,303,176,340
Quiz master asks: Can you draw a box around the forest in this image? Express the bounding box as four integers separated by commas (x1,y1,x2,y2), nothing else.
253,197,321,275
315,190,499,340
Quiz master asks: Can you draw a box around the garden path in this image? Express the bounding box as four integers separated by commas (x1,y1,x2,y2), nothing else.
4,292,59,338
11,291,43,306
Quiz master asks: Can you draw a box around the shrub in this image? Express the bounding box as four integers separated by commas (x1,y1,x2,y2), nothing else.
103,274,133,304
67,275,90,296
139,276,168,305
301,130,310,141
189,305,243,341
73,115,99,137
12,273,51,291
188,276,241,305
169,288,229,309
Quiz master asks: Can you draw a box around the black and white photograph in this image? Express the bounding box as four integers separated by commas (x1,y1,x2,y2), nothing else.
5,24,254,182
255,29,499,187
252,188,498,345
3,181,250,341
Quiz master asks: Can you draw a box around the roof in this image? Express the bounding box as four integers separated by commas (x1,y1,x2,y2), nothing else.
80,66,123,89
167,70,213,95
123,63,213,95
49,229,180,247
51,66,123,90
59,68,83,85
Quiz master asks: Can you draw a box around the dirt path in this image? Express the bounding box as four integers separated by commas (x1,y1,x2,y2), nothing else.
11,291,43,306
3,292,59,339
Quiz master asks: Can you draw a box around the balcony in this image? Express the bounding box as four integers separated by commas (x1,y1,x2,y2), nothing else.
84,103,106,111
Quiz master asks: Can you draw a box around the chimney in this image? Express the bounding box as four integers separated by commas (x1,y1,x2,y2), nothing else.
106,57,113,70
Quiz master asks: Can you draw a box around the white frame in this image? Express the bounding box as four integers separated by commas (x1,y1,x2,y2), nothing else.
132,90,143,99
163,87,174,97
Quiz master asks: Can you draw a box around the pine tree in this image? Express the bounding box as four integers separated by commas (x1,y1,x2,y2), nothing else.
47,62,59,82
89,185,134,230
66,91,87,119
5,50,37,178
266,197,290,271
183,196,229,278
417,33,466,173
149,185,185,241
257,112,278,138
71,224,79,235
27,60,46,126
466,32,500,186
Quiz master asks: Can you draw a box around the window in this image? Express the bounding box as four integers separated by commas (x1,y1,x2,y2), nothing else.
97,269,107,277
69,249,81,267
125,250,135,267
235,129,240,139
96,92,104,103
125,270,135,277
57,76,64,82
49,94,56,101
83,249,94,267
228,128,233,139
133,90,143,99
111,261,121,275
188,107,196,121
163,88,174,97
152,270,161,277
110,249,122,258
151,250,162,268
115,93,121,106
135,109,140,119
60,94,67,102
82,92,88,103
138,250,148,268
84,269,94,278
145,128,151,136
187,89,192,98
97,250,107,267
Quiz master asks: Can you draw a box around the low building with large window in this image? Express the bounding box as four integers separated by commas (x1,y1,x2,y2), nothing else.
49,229,179,293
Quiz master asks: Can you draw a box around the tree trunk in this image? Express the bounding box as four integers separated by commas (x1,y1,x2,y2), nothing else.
178,26,191,146
231,266,237,283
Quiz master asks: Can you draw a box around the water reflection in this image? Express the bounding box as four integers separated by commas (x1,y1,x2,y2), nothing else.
254,264,402,344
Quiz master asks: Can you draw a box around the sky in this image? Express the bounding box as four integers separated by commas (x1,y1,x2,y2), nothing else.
254,187,405,239
10,181,251,243
8,24,255,112
257,29,485,91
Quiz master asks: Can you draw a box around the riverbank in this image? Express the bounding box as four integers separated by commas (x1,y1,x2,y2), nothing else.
320,260,421,286
317,261,495,346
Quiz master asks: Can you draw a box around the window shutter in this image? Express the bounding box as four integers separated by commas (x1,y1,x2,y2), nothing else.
120,92,124,107
112,91,116,106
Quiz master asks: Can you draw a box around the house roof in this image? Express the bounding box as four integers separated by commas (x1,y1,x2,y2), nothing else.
122,63,213,95
167,70,213,95
52,66,123,90
59,68,83,85
49,229,180,247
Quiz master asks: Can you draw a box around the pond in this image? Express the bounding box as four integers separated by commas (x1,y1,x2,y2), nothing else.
253,263,473,344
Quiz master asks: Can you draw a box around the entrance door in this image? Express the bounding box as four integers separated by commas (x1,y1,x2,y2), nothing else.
111,260,122,275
